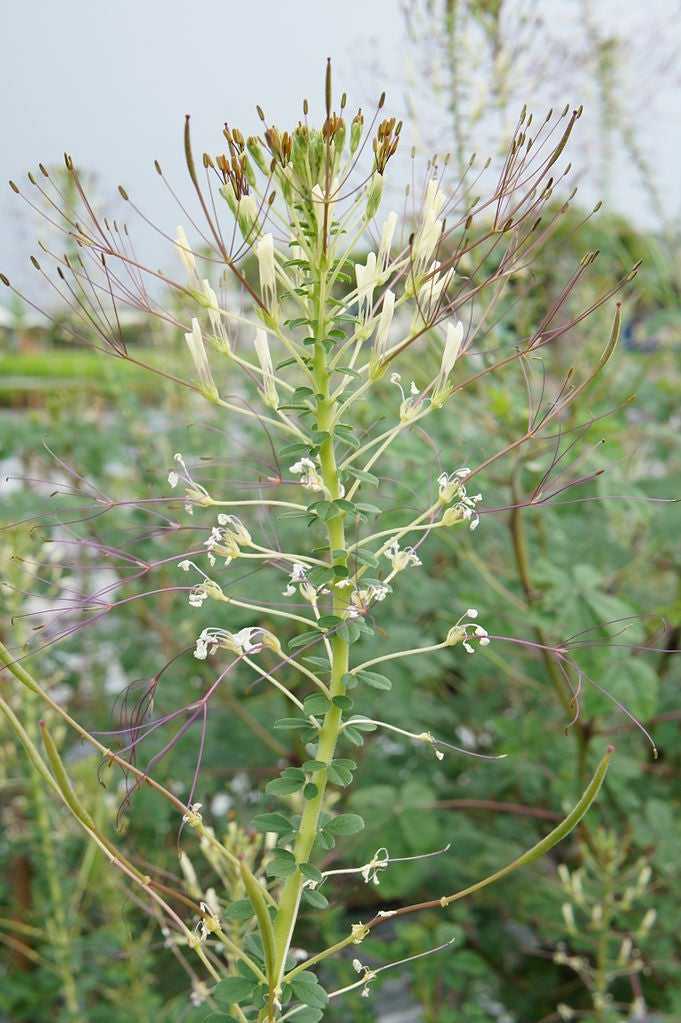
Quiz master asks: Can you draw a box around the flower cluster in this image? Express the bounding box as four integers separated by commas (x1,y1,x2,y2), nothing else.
193,626,280,661
438,469,483,530
446,609,490,653
204,515,252,566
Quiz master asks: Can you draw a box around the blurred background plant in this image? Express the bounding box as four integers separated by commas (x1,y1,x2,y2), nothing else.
1,3,681,1022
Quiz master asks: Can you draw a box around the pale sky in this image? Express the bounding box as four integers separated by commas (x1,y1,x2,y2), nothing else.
2,0,680,291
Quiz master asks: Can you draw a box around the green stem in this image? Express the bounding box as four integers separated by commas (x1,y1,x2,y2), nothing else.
270,254,350,1003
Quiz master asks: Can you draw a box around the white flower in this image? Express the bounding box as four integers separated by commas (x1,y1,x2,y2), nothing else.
562,903,577,933
355,252,379,326
360,848,390,885
346,583,392,618
201,279,230,352
204,515,251,566
445,611,491,654
256,233,277,317
441,321,464,377
185,576,225,609
412,261,453,326
378,211,398,271
283,561,311,596
412,178,446,278
432,320,464,407
289,457,324,492
221,516,251,545
390,372,424,423
185,318,218,399
384,538,421,573
474,625,490,646
370,288,395,375
182,802,203,826
170,453,212,510
253,329,278,408
179,850,200,895
193,626,276,661
438,469,482,530
175,225,198,281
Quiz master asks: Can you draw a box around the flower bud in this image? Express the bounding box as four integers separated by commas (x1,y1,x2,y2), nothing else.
254,329,279,409
562,902,577,934
175,225,198,282
260,629,283,656
256,233,278,320
350,111,364,154
365,171,384,221
216,514,252,546
378,211,397,272
445,625,465,646
617,937,632,965
369,289,395,379
247,136,269,174
185,318,218,400
355,252,379,334
637,865,652,891
179,851,201,898
441,506,463,526
200,279,231,353
638,909,656,936
432,321,464,408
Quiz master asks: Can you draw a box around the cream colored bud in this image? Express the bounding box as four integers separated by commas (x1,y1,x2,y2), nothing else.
254,329,279,408
562,902,577,934
445,625,465,646
256,233,278,319
378,211,397,271
175,225,198,280
638,909,656,935
185,318,218,400
366,171,384,220
179,851,201,898
370,288,395,377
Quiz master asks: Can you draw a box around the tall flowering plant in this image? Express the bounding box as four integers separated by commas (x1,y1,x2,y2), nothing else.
1,64,636,1021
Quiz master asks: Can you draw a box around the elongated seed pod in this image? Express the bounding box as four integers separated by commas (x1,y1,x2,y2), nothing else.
40,722,97,830
441,746,613,907
240,861,277,987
